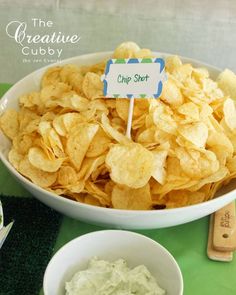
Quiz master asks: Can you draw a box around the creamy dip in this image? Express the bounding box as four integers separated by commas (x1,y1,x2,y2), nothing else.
65,257,165,295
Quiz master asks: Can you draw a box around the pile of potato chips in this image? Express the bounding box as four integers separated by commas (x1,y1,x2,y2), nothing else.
1,41,236,210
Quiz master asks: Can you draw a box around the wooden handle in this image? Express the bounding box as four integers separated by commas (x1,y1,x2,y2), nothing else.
213,202,236,252
207,215,233,262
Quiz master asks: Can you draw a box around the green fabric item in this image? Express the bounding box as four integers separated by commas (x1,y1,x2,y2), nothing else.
0,195,62,295
1,83,236,295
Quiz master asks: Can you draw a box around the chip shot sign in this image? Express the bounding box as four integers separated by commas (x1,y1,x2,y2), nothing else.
101,58,167,138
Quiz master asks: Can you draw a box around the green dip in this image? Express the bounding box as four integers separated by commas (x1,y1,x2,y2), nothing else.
65,257,165,295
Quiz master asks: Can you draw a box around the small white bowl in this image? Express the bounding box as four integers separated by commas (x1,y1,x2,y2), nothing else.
43,230,183,295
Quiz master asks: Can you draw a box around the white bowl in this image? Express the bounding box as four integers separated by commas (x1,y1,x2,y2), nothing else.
43,230,183,295
1,51,236,229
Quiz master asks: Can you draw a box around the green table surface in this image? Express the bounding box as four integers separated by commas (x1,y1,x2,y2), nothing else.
1,83,236,295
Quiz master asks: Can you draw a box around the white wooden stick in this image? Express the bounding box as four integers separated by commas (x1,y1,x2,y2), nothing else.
126,96,134,139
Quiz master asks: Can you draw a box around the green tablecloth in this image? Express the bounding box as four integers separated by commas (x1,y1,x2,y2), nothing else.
1,84,236,295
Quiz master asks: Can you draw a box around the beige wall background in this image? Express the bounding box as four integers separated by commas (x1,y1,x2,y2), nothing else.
0,0,236,83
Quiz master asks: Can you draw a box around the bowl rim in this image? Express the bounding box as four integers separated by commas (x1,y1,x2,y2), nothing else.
0,50,234,215
43,229,184,295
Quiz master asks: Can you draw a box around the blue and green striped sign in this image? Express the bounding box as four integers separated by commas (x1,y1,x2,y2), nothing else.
102,58,166,99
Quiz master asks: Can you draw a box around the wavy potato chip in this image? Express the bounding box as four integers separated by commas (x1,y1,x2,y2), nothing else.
175,147,219,178
19,92,41,109
85,181,110,206
41,66,61,87
28,147,63,172
66,123,99,170
177,102,199,121
77,155,106,181
84,194,101,206
82,72,103,100
53,113,84,137
40,82,71,105
217,69,236,100
57,165,77,186
13,133,36,155
0,109,19,140
101,113,130,144
8,148,24,170
112,41,140,59
223,98,236,131
152,150,168,185
112,183,152,210
106,143,153,188
86,127,111,157
178,122,208,148
19,157,57,187
161,79,183,106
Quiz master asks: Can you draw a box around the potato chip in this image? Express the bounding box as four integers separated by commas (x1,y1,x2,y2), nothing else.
66,181,85,194
41,66,62,87
48,128,64,157
178,122,208,148
175,147,219,178
84,195,101,206
217,69,236,100
161,79,183,106
18,157,57,187
66,123,99,170
8,148,24,170
87,61,107,75
134,48,153,58
60,64,80,84
57,165,77,186
164,190,206,208
112,183,152,210
82,72,103,100
85,181,110,206
106,143,153,188
116,98,149,123
86,127,111,157
173,64,193,83
101,113,130,144
136,127,156,144
0,109,19,140
28,146,64,172
19,92,41,109
70,74,85,95
13,133,36,155
187,167,229,192
116,98,129,122
80,155,106,181
165,56,182,73
165,190,189,208
40,82,71,105
151,150,168,184
226,156,236,173
222,98,236,131
152,102,177,134
177,102,199,121
113,42,140,59
91,163,107,182
207,131,233,156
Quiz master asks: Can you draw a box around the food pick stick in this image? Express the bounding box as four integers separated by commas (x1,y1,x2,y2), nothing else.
102,58,166,139
126,96,134,139
213,201,236,252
